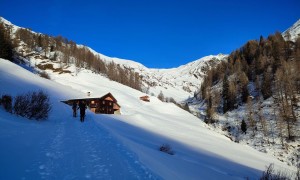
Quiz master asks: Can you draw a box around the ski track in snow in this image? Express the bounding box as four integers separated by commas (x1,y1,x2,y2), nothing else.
21,106,159,180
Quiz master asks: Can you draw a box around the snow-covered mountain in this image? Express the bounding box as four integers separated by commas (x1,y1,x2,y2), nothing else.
140,54,227,101
1,17,300,105
0,17,227,103
77,46,227,102
0,58,295,179
283,19,300,41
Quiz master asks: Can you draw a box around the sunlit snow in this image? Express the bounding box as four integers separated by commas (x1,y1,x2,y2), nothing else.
0,59,295,180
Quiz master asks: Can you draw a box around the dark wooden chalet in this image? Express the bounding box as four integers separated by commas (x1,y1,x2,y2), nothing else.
63,93,121,114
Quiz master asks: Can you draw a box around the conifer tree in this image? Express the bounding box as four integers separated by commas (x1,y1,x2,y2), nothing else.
228,81,237,110
246,97,256,137
183,103,190,112
0,23,13,61
222,73,229,113
261,67,273,100
241,119,247,134
205,93,215,124
257,101,269,143
239,71,249,103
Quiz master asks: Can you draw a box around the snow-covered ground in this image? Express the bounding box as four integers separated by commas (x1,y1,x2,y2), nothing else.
0,59,296,179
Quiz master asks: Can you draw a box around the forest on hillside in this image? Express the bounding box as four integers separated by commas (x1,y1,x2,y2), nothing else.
0,22,142,91
198,32,300,143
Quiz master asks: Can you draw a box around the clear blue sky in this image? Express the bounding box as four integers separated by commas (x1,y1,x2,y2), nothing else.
1,0,299,68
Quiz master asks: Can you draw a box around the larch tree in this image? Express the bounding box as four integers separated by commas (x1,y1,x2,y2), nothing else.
222,73,230,113
239,71,249,103
0,23,13,61
246,97,256,138
274,61,298,140
205,91,215,124
228,80,237,111
261,66,273,100
257,101,269,144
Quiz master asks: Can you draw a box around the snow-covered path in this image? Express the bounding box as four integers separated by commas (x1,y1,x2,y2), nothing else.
0,104,158,180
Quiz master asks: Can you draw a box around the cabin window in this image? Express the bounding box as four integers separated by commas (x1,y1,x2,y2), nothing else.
109,102,112,106
103,101,105,104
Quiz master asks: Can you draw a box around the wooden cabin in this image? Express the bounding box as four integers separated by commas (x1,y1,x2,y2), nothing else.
64,93,121,114
140,95,150,102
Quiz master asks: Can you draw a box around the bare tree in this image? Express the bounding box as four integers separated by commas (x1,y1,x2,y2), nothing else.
257,101,269,144
205,90,215,124
274,61,298,140
246,97,256,138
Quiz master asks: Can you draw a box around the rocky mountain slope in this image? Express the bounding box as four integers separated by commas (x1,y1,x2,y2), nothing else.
283,19,300,41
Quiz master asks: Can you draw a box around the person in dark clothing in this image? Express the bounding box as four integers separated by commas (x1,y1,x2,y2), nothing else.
78,100,87,122
72,101,78,117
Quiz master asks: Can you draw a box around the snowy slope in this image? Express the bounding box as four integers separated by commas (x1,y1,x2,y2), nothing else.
0,59,158,179
0,58,296,179
139,54,227,101
283,19,300,41
77,46,227,102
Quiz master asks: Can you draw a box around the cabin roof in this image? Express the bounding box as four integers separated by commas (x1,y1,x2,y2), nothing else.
86,92,118,102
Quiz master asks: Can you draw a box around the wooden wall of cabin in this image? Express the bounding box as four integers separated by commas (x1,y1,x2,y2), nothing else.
66,98,119,115
95,99,114,114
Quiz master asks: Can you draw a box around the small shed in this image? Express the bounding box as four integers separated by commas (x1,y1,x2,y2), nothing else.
140,95,150,102
63,92,121,114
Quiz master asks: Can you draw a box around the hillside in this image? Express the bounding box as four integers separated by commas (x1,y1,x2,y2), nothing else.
193,19,300,169
0,58,296,179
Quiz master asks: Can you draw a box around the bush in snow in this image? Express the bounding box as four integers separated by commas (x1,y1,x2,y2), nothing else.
38,71,51,79
159,144,174,155
260,163,293,180
157,91,165,102
13,90,51,120
13,93,31,118
1,94,12,113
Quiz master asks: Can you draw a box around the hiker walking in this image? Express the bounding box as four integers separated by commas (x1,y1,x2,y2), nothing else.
72,101,78,117
78,100,87,122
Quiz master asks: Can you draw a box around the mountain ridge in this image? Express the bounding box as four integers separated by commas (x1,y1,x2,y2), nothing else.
0,16,228,102
1,16,298,103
